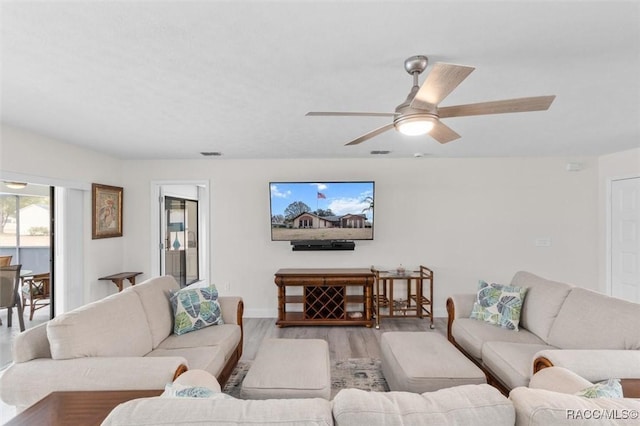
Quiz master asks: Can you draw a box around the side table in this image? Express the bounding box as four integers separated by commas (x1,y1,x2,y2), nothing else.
373,265,434,329
98,272,143,292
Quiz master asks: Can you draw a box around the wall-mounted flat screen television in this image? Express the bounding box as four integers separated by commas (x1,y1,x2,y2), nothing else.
270,181,374,241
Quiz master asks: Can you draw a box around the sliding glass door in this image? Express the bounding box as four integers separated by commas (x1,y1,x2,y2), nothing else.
0,182,53,320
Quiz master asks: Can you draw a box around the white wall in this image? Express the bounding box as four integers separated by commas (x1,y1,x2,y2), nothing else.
1,124,605,317
597,148,640,294
122,157,599,317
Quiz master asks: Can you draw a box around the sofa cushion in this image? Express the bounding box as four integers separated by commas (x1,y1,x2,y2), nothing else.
157,323,241,361
547,287,640,350
146,346,226,377
47,291,152,359
332,385,514,426
481,341,556,389
452,318,545,359
510,271,573,342
129,275,179,348
170,284,224,336
470,280,527,330
102,396,334,426
509,386,640,426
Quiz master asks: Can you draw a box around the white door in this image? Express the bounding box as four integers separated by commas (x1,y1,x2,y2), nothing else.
611,177,640,302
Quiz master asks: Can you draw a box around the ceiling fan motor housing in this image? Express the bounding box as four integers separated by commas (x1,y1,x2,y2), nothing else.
404,55,429,75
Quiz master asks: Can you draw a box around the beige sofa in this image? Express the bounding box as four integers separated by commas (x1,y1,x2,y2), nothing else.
447,271,640,393
510,366,640,425
103,382,515,425
103,367,640,425
0,275,243,411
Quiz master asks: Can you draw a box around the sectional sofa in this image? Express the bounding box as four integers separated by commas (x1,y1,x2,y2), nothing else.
447,271,640,393
103,382,515,426
0,275,243,412
102,367,640,425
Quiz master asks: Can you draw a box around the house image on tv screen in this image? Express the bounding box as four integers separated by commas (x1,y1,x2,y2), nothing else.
270,181,374,241
291,211,369,230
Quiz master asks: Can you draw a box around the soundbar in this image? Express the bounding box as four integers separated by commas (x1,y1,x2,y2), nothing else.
291,240,355,251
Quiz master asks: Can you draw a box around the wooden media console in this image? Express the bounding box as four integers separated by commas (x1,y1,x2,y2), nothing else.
274,268,375,327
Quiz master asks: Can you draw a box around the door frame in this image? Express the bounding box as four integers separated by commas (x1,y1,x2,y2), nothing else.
150,180,210,285
606,174,640,297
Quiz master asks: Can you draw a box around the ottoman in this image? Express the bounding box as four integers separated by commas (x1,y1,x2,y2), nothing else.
381,332,486,392
241,338,331,399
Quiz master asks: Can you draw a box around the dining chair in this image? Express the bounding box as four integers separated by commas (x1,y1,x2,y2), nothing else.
0,255,12,266
0,264,25,331
21,272,50,321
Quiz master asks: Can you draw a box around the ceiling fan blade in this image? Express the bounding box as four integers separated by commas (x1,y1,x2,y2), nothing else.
306,112,397,117
345,123,395,146
411,63,475,109
429,120,461,144
438,95,556,118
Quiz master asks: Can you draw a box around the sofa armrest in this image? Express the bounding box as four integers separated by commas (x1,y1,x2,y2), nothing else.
218,296,244,361
528,366,594,394
446,294,476,341
0,356,187,410
12,322,51,363
218,296,243,326
533,349,640,382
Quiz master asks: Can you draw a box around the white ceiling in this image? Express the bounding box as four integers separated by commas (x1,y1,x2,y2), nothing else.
1,1,639,160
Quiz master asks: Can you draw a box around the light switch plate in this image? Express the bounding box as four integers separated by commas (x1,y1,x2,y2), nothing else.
535,237,552,247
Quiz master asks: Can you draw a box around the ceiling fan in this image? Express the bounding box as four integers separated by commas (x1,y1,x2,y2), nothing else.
306,55,555,145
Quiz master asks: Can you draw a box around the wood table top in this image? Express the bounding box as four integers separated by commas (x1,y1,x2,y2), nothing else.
6,389,163,426
275,268,374,276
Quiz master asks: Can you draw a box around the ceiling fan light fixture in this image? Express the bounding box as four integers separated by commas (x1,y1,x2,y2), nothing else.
395,115,436,136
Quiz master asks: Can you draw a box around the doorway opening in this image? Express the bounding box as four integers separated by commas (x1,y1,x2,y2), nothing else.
0,182,53,322
151,181,209,287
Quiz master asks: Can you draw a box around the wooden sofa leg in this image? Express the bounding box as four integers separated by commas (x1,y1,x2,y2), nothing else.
446,298,455,342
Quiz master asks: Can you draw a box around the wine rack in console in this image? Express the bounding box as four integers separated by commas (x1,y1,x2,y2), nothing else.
274,268,374,327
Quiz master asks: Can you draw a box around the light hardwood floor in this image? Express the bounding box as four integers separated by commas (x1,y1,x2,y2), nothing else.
240,317,447,362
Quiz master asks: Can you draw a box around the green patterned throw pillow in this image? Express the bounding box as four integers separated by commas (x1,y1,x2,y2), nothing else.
575,379,623,398
170,284,224,335
470,280,527,330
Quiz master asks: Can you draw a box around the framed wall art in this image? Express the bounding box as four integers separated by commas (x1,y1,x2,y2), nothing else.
92,183,123,239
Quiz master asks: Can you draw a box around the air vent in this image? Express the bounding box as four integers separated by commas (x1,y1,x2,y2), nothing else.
200,152,222,157
370,150,391,155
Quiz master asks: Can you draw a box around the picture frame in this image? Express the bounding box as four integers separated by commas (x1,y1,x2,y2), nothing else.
92,183,123,239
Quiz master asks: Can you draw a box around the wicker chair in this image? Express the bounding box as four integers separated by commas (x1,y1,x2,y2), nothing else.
0,264,25,331
0,255,12,267
21,272,50,321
